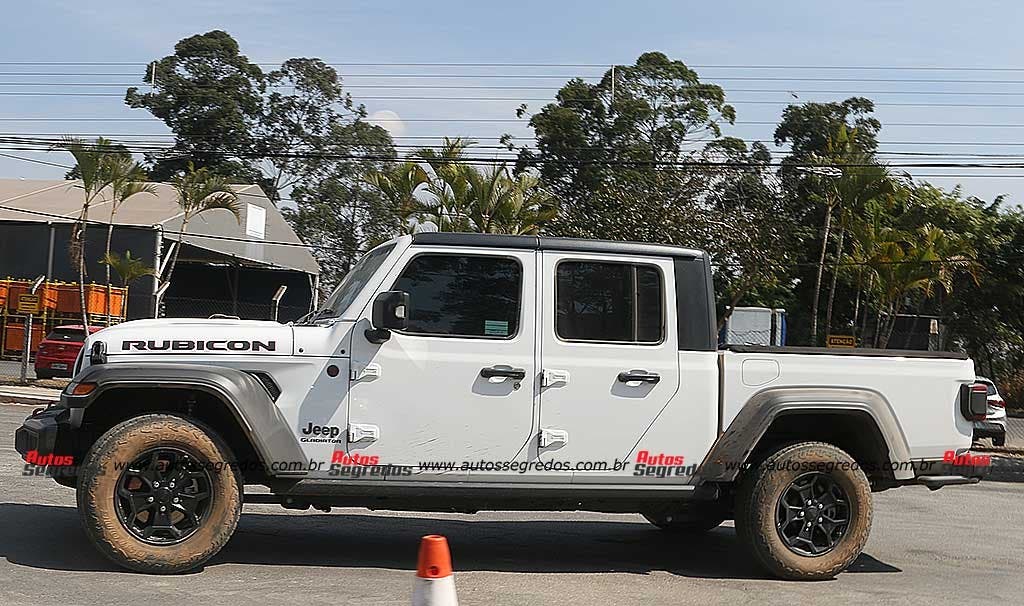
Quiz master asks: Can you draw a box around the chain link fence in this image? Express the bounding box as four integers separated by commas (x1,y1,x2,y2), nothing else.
162,297,311,323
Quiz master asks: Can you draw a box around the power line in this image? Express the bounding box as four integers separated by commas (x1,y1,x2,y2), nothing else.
4,61,1024,71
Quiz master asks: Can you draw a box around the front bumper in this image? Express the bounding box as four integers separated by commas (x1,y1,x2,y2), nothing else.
14,405,75,461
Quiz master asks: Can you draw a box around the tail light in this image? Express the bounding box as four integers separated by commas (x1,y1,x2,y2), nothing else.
992,398,1006,408
960,383,989,420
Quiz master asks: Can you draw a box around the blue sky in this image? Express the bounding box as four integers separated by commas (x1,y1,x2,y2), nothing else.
3,0,1024,203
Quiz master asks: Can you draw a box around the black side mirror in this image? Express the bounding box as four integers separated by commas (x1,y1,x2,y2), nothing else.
366,290,409,343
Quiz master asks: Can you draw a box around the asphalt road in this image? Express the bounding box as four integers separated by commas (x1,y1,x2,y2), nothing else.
1,403,1022,606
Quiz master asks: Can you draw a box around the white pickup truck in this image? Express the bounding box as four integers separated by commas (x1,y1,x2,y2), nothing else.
16,233,989,580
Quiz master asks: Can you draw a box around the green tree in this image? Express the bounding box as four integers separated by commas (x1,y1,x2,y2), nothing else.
774,99,883,345
101,250,157,307
103,157,156,304
282,119,400,294
125,30,266,184
61,137,122,329
517,52,735,225
164,164,242,288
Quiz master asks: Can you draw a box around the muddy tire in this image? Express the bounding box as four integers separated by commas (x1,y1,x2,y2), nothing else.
734,441,872,581
643,504,726,534
77,414,242,574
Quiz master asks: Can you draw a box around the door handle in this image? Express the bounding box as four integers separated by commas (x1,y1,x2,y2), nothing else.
480,365,526,380
617,370,661,384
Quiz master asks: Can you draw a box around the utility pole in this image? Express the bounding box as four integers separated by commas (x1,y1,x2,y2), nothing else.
20,275,46,384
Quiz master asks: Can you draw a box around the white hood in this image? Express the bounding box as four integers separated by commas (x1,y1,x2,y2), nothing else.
89,318,295,358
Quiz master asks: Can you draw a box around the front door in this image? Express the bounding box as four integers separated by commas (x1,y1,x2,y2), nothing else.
537,251,681,479
347,247,537,475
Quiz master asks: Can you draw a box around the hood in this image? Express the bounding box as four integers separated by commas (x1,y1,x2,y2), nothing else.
88,318,295,358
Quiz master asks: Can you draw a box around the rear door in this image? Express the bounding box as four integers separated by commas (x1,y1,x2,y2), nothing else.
536,252,681,478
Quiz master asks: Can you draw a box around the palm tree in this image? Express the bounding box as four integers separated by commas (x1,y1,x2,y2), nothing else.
163,164,242,290
463,169,557,234
61,137,120,329
363,162,430,233
822,155,894,338
103,157,156,319
101,251,156,314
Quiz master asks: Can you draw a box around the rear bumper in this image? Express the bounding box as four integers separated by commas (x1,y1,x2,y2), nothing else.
972,420,1006,440
910,456,990,490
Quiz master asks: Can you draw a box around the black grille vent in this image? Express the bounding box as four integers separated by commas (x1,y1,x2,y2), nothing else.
246,371,281,401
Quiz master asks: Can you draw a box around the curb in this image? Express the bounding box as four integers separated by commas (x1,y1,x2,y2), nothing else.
0,391,59,407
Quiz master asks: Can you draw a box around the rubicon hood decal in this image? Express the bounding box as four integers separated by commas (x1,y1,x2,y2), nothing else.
122,340,276,352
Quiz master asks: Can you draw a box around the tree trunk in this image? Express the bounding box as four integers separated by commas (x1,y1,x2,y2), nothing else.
851,269,864,341
879,301,901,349
78,217,90,331
824,224,846,339
809,203,834,346
104,214,115,325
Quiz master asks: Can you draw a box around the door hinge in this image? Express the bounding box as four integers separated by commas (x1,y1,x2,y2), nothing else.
351,363,381,381
541,368,570,387
539,428,569,448
348,423,380,443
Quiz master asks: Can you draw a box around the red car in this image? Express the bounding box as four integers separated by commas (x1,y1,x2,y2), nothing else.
34,325,103,379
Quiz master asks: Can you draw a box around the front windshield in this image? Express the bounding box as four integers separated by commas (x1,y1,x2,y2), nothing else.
312,243,396,321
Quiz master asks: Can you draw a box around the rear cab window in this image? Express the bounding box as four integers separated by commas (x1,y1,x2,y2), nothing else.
555,260,664,344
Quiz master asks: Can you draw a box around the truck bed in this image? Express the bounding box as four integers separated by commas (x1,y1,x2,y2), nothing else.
719,347,976,461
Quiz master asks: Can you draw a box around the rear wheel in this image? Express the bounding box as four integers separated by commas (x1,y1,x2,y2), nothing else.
77,414,242,574
735,441,872,581
993,435,1006,447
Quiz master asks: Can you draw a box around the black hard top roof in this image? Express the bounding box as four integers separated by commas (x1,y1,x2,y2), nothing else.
411,232,705,260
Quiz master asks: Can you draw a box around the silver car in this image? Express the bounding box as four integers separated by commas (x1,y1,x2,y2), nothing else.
973,376,1007,447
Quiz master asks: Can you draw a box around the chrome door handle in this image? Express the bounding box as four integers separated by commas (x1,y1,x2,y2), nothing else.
617,370,660,384
480,365,526,380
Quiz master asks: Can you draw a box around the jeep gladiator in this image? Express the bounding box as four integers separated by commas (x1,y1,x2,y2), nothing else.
15,232,989,579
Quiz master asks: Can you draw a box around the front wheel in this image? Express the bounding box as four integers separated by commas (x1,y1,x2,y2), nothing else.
77,414,242,574
734,441,873,581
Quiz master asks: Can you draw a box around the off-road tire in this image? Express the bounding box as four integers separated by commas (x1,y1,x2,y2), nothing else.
643,504,726,533
77,414,242,574
734,441,873,581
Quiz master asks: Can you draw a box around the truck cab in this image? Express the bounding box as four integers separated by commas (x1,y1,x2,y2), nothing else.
16,232,989,580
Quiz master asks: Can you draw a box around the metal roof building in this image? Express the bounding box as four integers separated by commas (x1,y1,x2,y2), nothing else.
0,179,319,321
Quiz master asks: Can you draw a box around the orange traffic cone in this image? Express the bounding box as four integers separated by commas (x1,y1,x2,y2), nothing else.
412,535,458,606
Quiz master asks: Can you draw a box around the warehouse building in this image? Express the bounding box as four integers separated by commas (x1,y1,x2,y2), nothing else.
0,179,320,322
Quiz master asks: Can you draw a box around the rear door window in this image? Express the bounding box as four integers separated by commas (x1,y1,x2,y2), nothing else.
555,261,663,343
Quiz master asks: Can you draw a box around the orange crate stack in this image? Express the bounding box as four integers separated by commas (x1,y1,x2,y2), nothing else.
54,282,81,314
5,280,57,312
2,318,45,354
0,279,8,309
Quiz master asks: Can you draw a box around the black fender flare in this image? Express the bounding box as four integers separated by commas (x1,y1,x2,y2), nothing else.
64,363,306,478
693,386,913,483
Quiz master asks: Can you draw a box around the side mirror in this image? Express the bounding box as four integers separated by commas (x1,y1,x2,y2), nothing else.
366,290,409,343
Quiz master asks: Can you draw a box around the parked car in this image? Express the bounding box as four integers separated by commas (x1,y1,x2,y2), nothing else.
973,376,1007,447
34,325,102,379
16,233,988,580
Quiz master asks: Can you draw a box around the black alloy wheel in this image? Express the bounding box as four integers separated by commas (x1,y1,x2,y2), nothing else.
114,447,214,545
775,471,850,557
